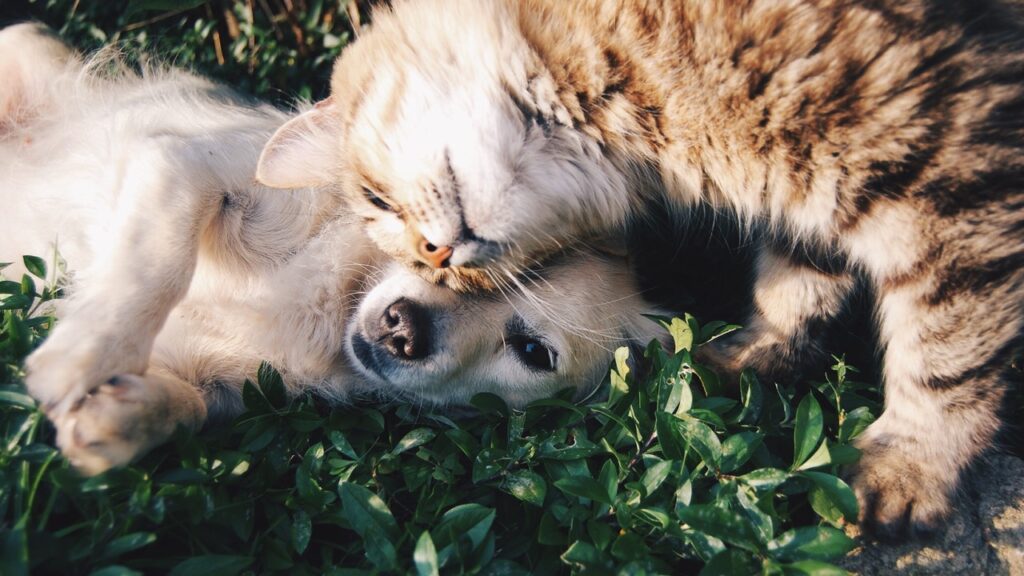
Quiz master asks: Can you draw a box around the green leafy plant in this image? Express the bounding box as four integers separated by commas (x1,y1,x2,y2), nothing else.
0,253,881,575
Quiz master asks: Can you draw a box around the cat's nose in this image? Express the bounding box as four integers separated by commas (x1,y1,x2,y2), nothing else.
417,238,453,269
378,298,430,360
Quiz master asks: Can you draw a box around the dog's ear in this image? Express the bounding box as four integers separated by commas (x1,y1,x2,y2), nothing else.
256,97,341,189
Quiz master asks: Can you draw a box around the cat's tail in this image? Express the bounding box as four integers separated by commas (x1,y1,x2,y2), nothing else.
0,22,78,134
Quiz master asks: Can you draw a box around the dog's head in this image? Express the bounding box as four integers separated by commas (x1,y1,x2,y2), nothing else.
345,249,669,408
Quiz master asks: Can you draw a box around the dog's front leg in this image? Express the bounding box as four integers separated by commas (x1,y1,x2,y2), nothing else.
25,135,226,468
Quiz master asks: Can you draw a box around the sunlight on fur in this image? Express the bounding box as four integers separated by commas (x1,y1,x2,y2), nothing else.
0,23,669,476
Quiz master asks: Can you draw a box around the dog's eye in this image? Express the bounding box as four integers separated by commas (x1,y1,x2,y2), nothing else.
508,334,557,372
363,186,393,212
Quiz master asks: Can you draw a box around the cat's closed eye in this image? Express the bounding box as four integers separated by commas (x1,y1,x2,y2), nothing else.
363,186,393,212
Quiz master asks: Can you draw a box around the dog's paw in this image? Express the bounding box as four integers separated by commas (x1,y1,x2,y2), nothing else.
51,374,187,476
24,321,148,415
25,345,101,416
848,436,957,541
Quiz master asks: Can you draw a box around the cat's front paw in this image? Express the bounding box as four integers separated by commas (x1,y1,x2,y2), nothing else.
51,374,192,475
848,434,958,541
695,337,810,389
693,341,745,387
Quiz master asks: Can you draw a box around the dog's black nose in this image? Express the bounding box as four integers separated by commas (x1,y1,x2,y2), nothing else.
378,298,430,360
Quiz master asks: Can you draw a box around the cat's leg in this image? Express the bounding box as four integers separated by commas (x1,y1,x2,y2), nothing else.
699,243,855,385
24,138,227,418
851,226,1021,539
54,368,207,475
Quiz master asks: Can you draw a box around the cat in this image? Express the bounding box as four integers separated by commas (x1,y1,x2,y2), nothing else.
0,23,668,475
255,0,1024,539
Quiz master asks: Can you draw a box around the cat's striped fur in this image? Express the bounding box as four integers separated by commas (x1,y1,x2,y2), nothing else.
257,0,1024,539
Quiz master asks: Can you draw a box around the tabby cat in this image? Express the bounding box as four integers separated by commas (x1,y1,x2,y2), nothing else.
256,0,1024,539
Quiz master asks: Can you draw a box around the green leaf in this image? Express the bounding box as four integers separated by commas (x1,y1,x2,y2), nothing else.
700,321,742,344
693,364,724,397
328,430,359,460
0,390,36,409
610,531,649,562
587,519,615,551
1,528,28,576
414,531,440,576
656,412,722,471
89,567,144,576
767,526,857,562
444,428,480,458
659,316,694,353
739,468,791,493
797,439,833,471
720,432,763,473
780,559,852,575
598,459,619,505
610,346,631,402
737,370,764,424
291,510,312,554
241,380,271,413
826,444,861,466
838,407,875,443
792,395,823,470
801,471,859,525
470,392,509,416
433,504,496,564
639,459,672,499
257,362,287,408
675,476,694,510
22,255,46,279
735,486,774,543
99,532,157,560
537,511,565,546
338,482,398,571
634,507,672,530
677,504,763,552
560,540,605,569
503,470,547,506
168,555,253,576
699,548,760,576
392,427,436,455
554,476,613,506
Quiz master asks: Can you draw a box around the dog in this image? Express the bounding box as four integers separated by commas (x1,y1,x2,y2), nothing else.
0,23,669,475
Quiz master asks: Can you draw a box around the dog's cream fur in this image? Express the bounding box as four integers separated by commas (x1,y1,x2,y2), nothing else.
0,23,667,475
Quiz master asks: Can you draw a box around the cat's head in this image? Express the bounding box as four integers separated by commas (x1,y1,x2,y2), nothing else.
256,0,631,291
346,249,669,408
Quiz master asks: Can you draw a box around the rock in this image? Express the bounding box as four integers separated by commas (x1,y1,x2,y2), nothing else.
840,454,1024,575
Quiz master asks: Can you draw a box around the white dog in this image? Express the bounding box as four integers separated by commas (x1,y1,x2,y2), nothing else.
0,24,668,474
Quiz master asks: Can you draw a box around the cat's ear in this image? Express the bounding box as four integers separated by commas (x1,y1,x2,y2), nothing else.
256,97,342,189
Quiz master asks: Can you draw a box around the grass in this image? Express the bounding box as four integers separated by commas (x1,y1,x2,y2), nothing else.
3,1,882,574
